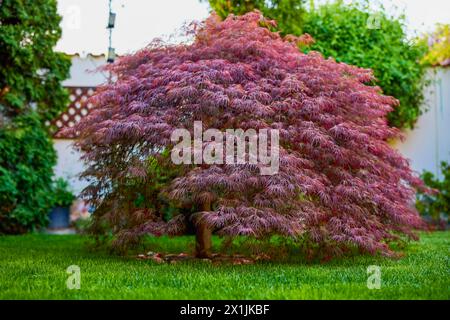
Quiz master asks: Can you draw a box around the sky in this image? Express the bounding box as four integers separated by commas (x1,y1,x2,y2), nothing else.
55,0,450,56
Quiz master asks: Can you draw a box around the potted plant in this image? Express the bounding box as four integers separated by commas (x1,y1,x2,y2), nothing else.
48,178,75,229
70,199,92,233
416,161,450,230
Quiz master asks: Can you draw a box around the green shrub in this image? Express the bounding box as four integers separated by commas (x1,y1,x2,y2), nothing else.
0,0,71,123
302,1,428,129
204,0,428,129
416,162,450,227
0,113,56,234
0,0,70,234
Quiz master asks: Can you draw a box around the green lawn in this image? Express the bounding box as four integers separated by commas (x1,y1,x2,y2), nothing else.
0,232,448,299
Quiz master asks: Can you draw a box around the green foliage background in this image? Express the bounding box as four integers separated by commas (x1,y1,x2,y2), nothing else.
416,162,450,226
420,24,450,67
0,114,56,233
205,0,428,129
205,0,306,36
0,0,71,122
0,0,70,233
302,1,428,129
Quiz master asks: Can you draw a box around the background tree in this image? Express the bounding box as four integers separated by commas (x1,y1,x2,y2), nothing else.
0,0,70,233
203,0,427,129
302,1,427,129
420,24,450,67
74,12,425,258
204,0,306,36
0,0,70,122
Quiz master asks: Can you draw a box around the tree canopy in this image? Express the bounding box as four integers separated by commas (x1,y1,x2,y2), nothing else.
73,12,425,257
0,0,70,123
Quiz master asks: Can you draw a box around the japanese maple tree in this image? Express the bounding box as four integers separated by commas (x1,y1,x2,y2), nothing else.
73,11,425,258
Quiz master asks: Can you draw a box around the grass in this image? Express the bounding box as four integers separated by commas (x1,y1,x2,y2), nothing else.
0,231,448,299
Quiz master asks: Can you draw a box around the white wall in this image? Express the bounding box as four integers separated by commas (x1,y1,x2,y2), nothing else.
53,55,108,196
62,54,109,87
53,139,87,195
394,68,450,179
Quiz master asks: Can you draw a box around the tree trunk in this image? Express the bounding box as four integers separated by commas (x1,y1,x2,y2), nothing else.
195,200,212,258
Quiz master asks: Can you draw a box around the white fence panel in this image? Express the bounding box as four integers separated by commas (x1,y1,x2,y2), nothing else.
394,68,450,179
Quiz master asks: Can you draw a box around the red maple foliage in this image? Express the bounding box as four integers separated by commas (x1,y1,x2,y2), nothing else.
72,11,425,257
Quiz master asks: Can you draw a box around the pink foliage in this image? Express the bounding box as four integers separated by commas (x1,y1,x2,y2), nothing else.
72,11,425,256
